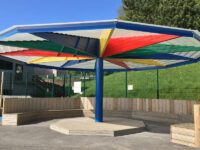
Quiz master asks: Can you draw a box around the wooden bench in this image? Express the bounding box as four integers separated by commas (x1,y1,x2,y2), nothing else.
171,104,200,147
2,109,83,126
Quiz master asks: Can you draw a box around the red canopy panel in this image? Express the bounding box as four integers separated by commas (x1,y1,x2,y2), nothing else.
103,34,179,57
0,49,85,57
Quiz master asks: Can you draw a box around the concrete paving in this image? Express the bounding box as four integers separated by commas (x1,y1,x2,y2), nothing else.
0,119,196,150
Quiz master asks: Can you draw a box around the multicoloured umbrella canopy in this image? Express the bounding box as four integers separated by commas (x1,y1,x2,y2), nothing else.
0,19,200,71
1,19,200,122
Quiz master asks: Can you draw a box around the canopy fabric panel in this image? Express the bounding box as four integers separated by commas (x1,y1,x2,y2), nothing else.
0,41,91,56
99,29,114,57
1,33,44,41
0,19,200,71
28,56,92,64
33,32,99,56
0,45,26,53
114,44,200,58
0,49,87,57
103,34,178,57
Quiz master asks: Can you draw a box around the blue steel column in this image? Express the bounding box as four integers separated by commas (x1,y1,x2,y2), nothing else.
95,58,104,122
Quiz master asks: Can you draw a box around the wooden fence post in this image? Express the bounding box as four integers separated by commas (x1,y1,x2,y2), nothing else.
0,72,4,107
194,104,200,147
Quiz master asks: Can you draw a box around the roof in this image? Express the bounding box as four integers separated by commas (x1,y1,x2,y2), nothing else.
0,19,199,71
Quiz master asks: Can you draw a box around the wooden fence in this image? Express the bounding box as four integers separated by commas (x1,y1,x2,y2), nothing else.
2,97,200,122
80,97,199,115
3,97,80,114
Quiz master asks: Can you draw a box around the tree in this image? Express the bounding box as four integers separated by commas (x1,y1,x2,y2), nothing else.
119,0,159,24
120,0,200,30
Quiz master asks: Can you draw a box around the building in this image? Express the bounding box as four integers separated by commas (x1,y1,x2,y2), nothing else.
0,56,56,96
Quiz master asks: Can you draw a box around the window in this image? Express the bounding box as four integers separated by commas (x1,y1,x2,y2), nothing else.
15,64,23,80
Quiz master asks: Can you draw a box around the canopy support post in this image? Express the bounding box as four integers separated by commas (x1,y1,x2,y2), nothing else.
95,57,103,122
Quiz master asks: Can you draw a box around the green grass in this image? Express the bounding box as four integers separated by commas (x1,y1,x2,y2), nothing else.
83,62,200,100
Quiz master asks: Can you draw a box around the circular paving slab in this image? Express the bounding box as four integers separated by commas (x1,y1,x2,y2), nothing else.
50,117,145,136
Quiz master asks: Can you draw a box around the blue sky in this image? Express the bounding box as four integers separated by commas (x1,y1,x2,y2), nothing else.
0,0,122,31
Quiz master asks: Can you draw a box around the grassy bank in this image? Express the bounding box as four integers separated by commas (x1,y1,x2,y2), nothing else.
83,62,200,100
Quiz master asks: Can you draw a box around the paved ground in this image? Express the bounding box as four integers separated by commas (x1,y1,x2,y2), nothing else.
0,119,196,150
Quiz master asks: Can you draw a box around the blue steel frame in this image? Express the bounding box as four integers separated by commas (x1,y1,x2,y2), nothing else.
27,57,200,72
95,57,104,122
0,20,198,40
